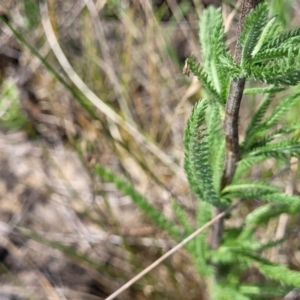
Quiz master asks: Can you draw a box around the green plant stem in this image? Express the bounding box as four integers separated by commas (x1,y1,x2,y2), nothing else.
223,0,261,186
211,0,262,270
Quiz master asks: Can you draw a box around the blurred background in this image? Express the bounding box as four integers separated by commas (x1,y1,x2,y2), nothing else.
0,0,300,299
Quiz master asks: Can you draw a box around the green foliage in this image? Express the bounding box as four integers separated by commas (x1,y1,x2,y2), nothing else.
194,200,214,276
243,85,285,94
80,1,300,298
187,56,225,105
184,99,227,208
198,6,230,102
184,2,300,299
213,284,251,300
172,201,193,235
214,2,300,86
95,164,181,238
258,263,300,286
243,93,273,149
251,15,278,56
239,2,269,63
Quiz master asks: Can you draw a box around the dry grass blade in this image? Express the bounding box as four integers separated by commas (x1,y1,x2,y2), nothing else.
105,202,238,300
83,0,133,121
39,0,184,178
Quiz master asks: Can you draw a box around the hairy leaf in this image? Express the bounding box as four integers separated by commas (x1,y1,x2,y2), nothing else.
239,2,268,63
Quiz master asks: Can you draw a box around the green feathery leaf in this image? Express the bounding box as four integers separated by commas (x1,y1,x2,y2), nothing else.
251,15,278,56
184,100,207,200
243,85,285,94
240,284,290,298
213,284,251,300
229,189,300,206
211,8,230,99
222,183,280,196
249,63,300,86
262,91,300,128
244,202,300,231
261,27,300,51
249,46,299,64
95,164,180,237
258,263,300,287
194,200,214,276
190,130,226,207
184,100,227,207
198,6,230,101
172,201,193,235
243,91,300,153
187,56,224,104
247,139,300,159
205,96,225,192
239,2,269,64
271,122,300,136
209,8,223,94
231,249,300,288
243,93,273,149
199,6,215,78
212,138,225,191
233,155,267,182
218,54,244,78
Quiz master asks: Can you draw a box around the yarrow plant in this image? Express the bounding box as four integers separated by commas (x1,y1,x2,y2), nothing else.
94,1,300,299
184,0,300,298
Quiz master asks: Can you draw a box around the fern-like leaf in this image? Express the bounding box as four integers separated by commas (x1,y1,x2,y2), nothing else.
250,63,300,86
184,99,227,207
247,139,300,159
194,200,214,276
251,15,277,56
239,2,268,63
249,46,298,64
229,189,300,206
205,101,225,191
184,100,207,200
211,8,230,99
240,284,290,298
213,284,251,300
243,93,273,149
95,164,180,237
172,201,193,235
190,131,226,207
218,54,244,78
243,91,300,153
243,202,300,238
233,155,267,182
231,249,300,287
258,263,300,287
261,27,300,51
243,85,285,94
222,183,280,196
187,56,224,104
199,6,229,98
262,91,300,128
199,6,215,78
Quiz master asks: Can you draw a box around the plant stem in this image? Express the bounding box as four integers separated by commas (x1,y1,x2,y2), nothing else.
211,0,262,261
223,0,261,185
